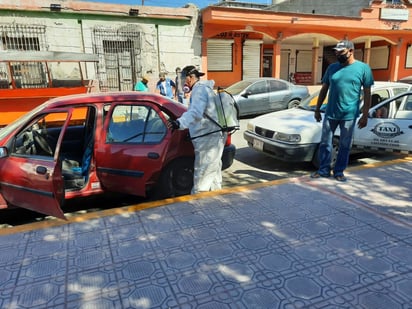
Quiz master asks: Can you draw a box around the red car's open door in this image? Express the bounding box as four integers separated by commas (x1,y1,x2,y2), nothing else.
0,155,66,219
0,110,72,220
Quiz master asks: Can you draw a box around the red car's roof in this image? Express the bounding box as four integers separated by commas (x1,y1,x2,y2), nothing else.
44,91,187,117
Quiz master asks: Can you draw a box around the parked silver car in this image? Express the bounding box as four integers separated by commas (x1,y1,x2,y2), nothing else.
226,78,309,117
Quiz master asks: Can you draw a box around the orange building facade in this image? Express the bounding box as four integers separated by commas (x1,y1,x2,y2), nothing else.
201,1,412,87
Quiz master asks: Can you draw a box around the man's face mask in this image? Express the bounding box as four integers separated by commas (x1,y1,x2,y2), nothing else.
183,83,191,93
337,51,350,64
183,75,192,93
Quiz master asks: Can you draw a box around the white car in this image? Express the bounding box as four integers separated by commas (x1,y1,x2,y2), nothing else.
244,81,412,167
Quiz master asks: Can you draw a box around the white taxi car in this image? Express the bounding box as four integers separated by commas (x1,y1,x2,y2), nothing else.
244,81,412,167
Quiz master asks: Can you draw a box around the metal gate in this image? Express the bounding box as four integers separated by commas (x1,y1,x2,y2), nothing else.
93,25,142,92
242,40,262,80
207,39,234,71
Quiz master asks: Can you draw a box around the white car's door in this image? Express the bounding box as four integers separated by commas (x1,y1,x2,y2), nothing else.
353,93,412,152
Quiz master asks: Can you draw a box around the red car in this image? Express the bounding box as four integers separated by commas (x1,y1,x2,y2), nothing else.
0,92,236,219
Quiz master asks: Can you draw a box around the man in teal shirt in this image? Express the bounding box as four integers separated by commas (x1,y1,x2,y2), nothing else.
312,40,374,182
134,75,149,92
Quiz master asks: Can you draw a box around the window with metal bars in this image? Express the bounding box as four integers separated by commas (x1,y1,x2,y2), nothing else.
0,24,48,88
0,23,47,51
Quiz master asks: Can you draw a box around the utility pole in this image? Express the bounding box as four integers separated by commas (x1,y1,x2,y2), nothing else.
141,0,144,5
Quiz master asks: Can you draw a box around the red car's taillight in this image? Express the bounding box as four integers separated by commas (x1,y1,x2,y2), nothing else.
225,133,232,146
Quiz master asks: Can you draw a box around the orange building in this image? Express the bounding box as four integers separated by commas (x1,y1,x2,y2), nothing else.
201,0,412,87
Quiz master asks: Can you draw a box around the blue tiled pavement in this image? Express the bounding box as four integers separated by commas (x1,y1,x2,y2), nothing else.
0,160,411,308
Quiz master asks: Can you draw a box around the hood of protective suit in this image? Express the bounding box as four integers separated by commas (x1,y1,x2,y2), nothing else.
197,79,215,89
177,79,221,139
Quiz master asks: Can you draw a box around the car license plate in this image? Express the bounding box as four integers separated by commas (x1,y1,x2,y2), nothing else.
253,139,264,151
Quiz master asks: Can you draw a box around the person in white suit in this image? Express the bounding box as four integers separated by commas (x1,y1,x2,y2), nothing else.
168,65,226,194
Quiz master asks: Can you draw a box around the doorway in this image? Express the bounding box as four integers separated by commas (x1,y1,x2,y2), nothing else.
263,54,272,77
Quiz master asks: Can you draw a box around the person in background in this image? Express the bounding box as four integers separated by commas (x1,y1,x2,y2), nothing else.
175,67,185,103
371,93,388,118
155,72,176,99
182,71,192,106
134,75,149,92
167,65,226,194
311,40,374,182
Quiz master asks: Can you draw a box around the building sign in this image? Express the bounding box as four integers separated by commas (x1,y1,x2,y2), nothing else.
380,8,409,21
216,31,249,39
293,72,312,85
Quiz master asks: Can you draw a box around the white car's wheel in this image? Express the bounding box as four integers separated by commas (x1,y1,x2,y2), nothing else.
311,137,339,169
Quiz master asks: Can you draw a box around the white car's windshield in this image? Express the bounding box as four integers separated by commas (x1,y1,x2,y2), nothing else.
298,90,328,111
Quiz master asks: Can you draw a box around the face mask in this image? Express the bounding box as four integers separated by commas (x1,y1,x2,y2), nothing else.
183,83,191,93
337,52,350,64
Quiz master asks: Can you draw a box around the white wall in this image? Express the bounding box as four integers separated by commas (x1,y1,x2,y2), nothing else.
0,2,201,90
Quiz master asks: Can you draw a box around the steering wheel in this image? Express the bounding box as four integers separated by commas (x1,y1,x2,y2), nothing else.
32,130,53,156
22,132,36,154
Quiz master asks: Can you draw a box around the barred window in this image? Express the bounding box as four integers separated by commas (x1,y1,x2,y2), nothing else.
0,24,48,88
0,23,47,51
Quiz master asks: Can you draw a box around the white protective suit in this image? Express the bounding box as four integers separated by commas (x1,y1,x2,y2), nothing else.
177,79,227,194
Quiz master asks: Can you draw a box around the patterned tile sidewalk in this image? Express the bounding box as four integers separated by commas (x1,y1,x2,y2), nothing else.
0,160,411,309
